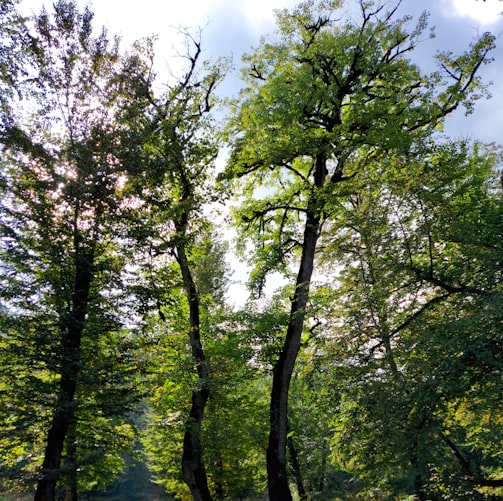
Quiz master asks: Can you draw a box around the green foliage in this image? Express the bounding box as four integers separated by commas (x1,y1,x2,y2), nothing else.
320,140,503,499
225,1,497,498
1,1,501,500
225,0,495,302
0,0,27,125
140,344,196,499
141,299,291,500
288,366,345,498
0,1,148,495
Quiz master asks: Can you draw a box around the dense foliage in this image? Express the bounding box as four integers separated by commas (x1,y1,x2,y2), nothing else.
0,1,501,500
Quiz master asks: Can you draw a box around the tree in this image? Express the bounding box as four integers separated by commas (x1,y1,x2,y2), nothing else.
0,2,147,499
143,299,279,500
321,140,503,499
116,35,228,500
224,1,495,498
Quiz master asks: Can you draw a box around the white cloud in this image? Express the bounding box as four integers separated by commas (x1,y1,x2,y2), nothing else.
445,0,502,25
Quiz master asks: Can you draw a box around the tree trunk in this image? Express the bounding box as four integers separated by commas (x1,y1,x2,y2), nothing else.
266,156,325,501
181,388,211,501
35,249,93,501
176,241,212,501
35,411,73,501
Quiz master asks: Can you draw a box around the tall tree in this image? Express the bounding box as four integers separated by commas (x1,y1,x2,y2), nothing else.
0,2,146,499
117,35,228,501
224,1,495,498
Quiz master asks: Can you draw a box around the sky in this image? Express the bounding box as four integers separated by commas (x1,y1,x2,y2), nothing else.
17,0,503,303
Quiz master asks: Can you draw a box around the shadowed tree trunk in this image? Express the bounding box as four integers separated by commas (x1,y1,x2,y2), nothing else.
35,250,94,501
266,155,326,501
175,215,212,501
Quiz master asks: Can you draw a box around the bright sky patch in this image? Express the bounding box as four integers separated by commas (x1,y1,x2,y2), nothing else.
449,0,502,25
